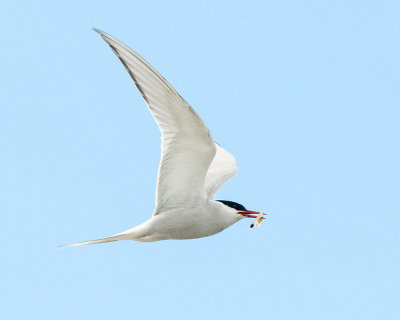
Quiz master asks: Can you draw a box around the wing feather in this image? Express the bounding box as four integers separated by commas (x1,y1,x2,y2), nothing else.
94,29,216,212
205,144,238,199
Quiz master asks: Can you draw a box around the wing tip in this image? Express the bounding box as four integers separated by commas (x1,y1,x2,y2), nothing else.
92,27,104,35
92,27,110,40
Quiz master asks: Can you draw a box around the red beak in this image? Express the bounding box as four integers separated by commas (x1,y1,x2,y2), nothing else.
237,211,266,219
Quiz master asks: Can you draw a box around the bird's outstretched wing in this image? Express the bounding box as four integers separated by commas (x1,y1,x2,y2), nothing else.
205,143,238,199
94,29,216,212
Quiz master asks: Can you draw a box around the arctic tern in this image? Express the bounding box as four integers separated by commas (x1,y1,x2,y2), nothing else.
67,29,264,246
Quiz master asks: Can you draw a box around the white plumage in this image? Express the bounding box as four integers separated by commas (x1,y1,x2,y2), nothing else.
67,29,261,246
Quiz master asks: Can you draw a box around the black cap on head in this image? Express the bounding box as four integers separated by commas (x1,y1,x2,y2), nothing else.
216,200,247,211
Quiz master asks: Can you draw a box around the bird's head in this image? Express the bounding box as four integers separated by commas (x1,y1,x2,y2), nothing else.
216,200,264,220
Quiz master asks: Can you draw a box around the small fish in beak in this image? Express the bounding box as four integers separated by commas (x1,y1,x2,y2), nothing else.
250,212,264,228
237,210,266,228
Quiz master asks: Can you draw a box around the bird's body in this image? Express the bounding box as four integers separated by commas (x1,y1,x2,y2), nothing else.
67,29,263,246
73,198,243,245
123,202,241,242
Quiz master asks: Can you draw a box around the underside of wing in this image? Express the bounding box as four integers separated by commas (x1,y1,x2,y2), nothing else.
94,29,216,212
205,143,238,199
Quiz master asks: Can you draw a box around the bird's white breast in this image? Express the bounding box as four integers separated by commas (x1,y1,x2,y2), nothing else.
136,201,241,241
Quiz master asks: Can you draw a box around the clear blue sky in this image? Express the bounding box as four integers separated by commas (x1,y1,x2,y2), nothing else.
1,1,399,319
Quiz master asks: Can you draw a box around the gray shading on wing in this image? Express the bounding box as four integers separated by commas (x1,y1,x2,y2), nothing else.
93,29,216,213
205,143,238,199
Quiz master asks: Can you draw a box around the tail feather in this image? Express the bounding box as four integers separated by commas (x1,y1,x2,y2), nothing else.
61,222,150,247
61,233,130,247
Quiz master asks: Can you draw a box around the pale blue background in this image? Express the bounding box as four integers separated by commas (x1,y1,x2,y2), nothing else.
1,1,399,319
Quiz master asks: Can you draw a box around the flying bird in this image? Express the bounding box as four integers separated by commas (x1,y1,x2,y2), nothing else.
68,29,264,246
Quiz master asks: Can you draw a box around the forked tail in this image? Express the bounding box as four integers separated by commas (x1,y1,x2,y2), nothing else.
61,222,152,247
61,233,130,247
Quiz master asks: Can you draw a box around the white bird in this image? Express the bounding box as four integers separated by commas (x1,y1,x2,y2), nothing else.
67,29,264,246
